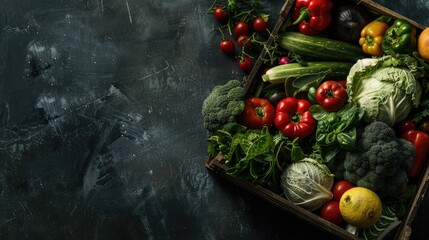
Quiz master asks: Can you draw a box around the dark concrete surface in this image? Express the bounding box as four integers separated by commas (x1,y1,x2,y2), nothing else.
0,0,428,239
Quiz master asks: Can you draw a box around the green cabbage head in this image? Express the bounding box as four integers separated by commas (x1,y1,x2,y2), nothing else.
281,158,334,211
346,55,423,126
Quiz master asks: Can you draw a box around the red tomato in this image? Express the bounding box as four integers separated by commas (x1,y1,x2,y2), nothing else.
274,97,316,139
213,6,229,23
278,56,290,65
319,200,344,226
238,97,275,129
253,17,268,33
398,119,416,134
234,21,250,37
237,35,251,50
219,39,235,55
332,180,355,201
418,119,429,134
336,80,347,89
239,56,253,73
315,80,348,112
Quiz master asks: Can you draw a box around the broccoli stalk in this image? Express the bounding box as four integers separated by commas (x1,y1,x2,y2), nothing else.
202,80,245,134
329,121,415,198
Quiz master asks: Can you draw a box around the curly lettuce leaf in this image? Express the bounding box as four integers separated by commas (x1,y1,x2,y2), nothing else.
347,55,423,126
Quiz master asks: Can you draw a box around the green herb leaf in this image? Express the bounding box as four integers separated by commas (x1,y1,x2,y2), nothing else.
337,128,356,150
320,145,340,163
312,103,362,162
291,144,304,162
309,104,330,121
307,87,317,104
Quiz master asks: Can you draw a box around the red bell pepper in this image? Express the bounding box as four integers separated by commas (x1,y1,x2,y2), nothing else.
401,130,429,179
275,97,316,139
292,0,333,35
238,97,275,129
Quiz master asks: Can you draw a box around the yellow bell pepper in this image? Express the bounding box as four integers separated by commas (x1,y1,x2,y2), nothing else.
359,20,390,56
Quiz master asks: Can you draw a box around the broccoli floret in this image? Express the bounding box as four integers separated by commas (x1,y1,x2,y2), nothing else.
336,121,415,198
202,80,245,133
354,171,385,192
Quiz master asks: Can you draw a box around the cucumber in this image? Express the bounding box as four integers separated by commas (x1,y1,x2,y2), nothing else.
278,32,368,62
262,61,353,84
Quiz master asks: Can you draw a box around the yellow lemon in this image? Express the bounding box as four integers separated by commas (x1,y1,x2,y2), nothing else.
339,187,382,228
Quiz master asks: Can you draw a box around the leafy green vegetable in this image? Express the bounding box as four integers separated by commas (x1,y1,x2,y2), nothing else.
346,54,423,126
208,124,303,191
280,158,334,211
309,103,364,162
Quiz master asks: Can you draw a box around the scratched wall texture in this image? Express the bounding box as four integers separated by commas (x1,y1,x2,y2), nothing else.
0,0,428,240
374,0,429,27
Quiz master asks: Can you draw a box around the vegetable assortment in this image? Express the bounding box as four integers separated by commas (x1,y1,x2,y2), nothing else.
204,0,429,239
329,121,415,198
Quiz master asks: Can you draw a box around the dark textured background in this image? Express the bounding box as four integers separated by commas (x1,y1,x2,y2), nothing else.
0,0,427,239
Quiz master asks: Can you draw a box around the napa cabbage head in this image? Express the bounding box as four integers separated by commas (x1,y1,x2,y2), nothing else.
280,158,334,211
346,55,423,126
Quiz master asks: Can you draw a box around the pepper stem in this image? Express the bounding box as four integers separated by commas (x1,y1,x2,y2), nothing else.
292,8,311,25
290,112,302,123
365,35,375,46
255,106,266,118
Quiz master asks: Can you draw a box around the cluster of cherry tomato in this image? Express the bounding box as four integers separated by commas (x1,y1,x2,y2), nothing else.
210,2,270,73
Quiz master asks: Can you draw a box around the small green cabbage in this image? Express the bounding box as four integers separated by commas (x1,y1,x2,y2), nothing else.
280,158,334,211
347,55,423,126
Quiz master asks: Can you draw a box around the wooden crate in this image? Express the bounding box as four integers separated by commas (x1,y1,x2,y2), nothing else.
205,0,429,239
